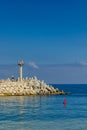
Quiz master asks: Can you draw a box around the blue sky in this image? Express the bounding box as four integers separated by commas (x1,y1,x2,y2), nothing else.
0,0,87,83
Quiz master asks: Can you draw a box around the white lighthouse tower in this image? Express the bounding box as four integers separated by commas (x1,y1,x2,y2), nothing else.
18,60,24,81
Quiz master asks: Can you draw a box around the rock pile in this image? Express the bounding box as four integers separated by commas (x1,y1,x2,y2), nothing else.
0,77,70,96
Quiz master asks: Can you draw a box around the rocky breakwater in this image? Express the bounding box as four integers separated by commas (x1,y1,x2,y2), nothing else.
0,77,70,96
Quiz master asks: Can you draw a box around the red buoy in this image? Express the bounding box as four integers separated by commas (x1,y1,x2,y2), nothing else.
63,98,66,105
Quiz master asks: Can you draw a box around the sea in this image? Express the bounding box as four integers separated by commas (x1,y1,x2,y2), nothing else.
0,84,87,130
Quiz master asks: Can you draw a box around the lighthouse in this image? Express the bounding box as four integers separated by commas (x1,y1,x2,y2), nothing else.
18,60,24,81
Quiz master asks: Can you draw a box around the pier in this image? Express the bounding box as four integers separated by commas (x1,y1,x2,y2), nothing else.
0,61,70,96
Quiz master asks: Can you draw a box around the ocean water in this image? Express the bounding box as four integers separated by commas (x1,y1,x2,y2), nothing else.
0,84,87,130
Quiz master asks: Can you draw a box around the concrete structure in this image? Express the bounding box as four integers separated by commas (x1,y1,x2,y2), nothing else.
0,77,70,96
18,61,24,81
0,61,70,96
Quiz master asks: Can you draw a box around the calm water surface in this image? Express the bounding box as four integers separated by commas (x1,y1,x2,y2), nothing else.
0,84,87,130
